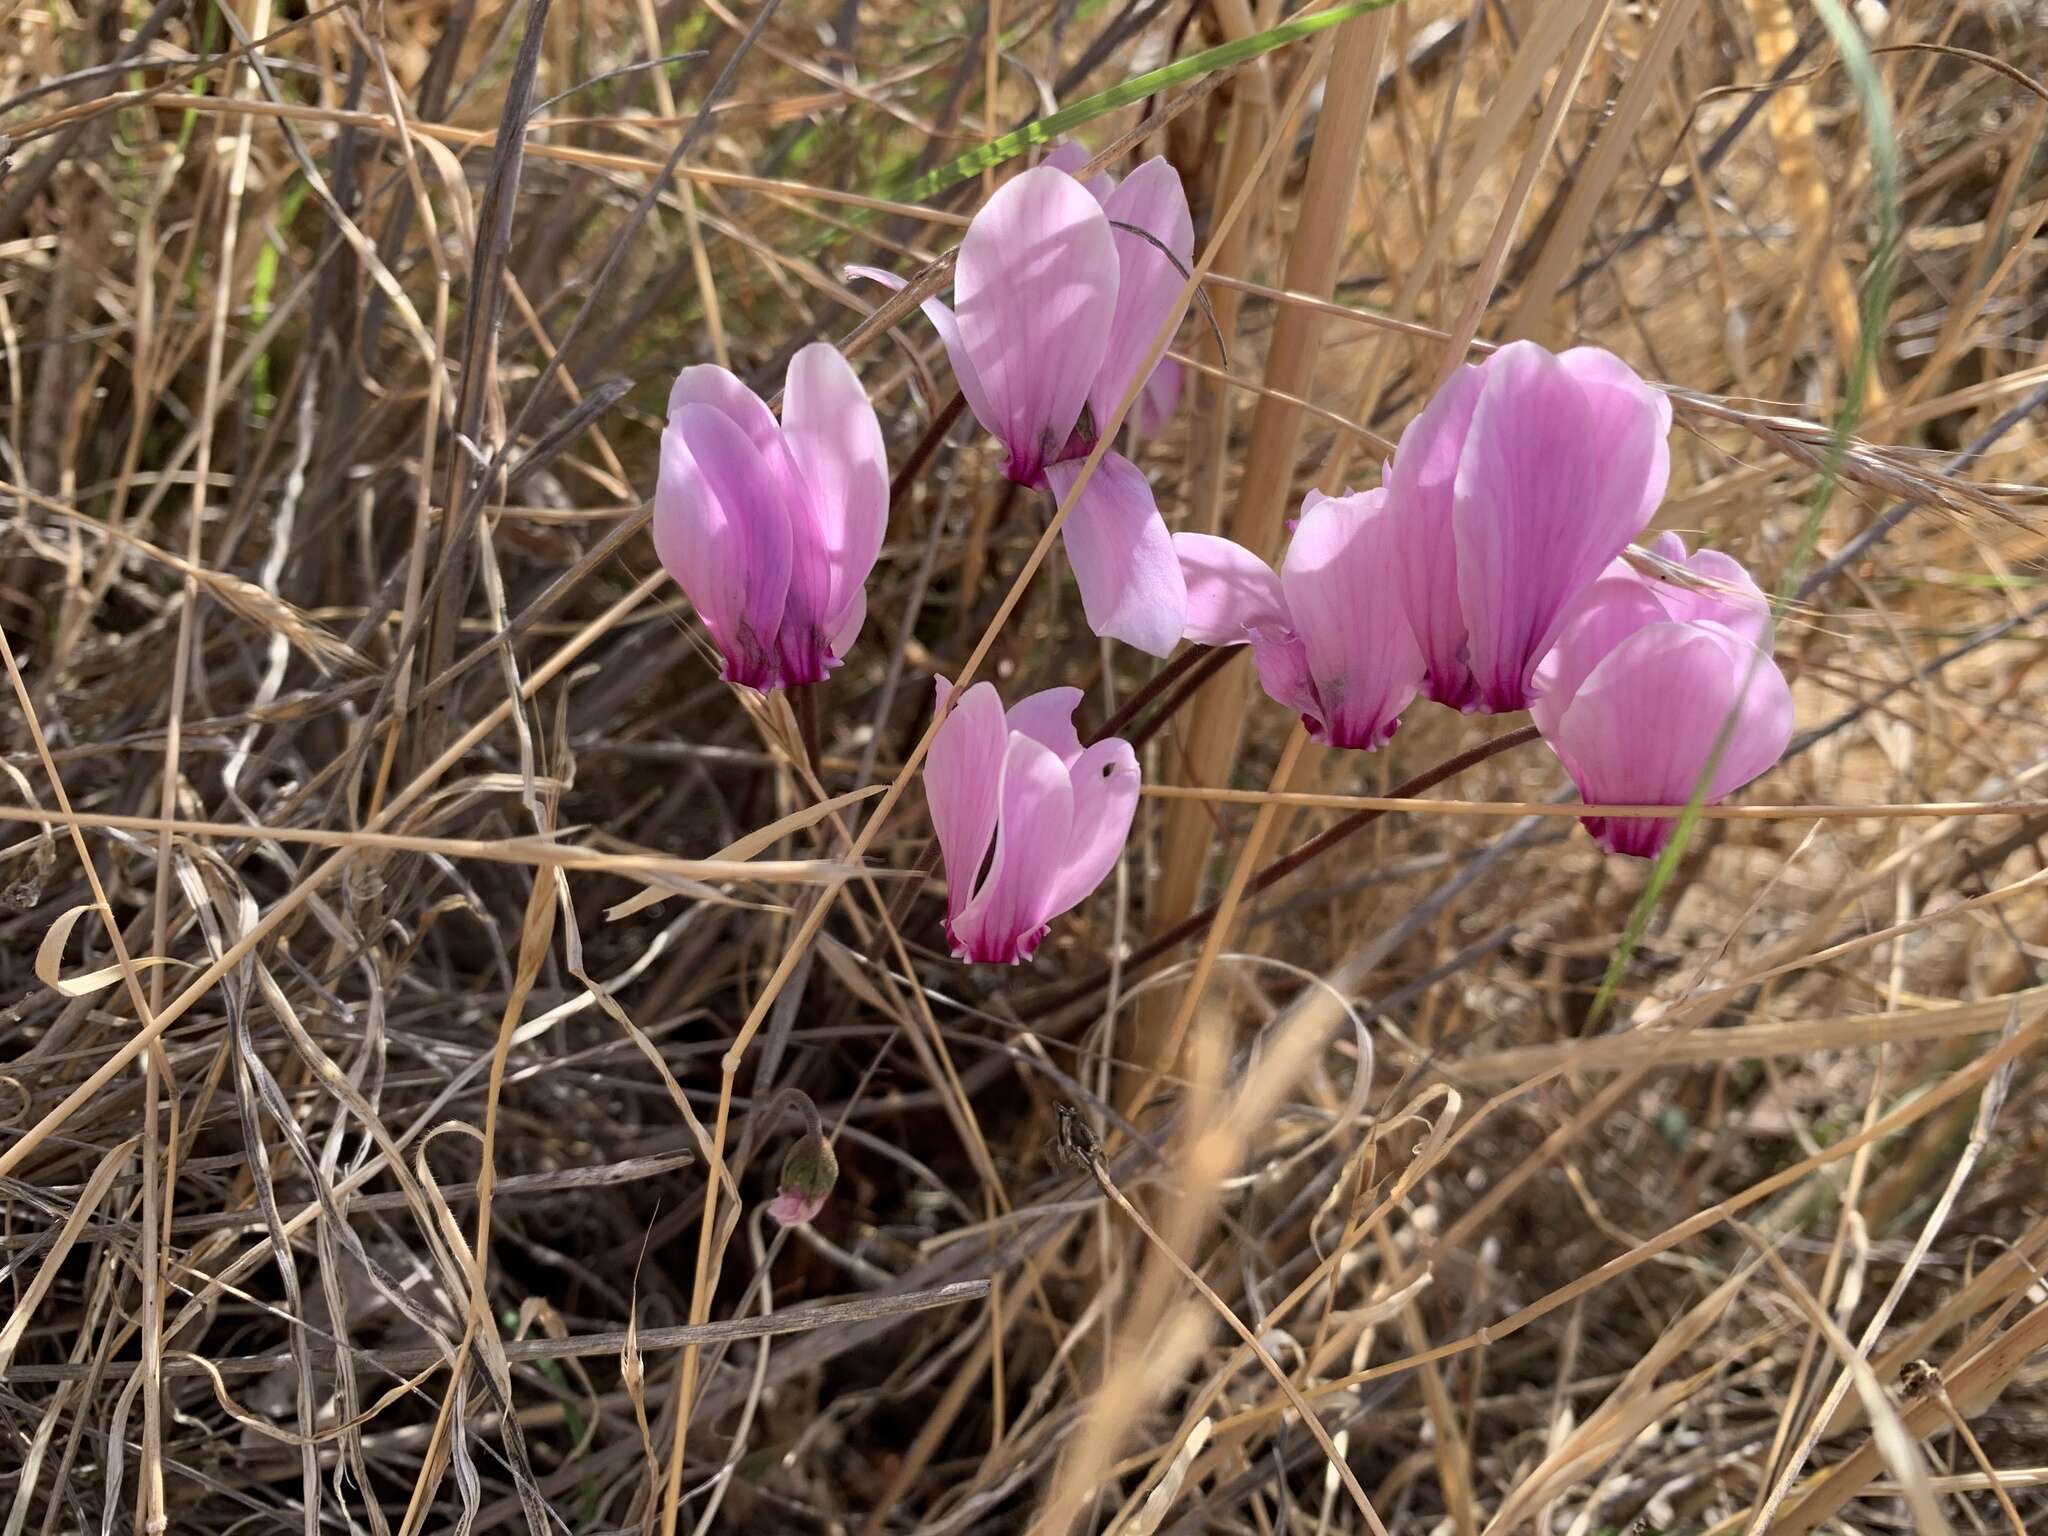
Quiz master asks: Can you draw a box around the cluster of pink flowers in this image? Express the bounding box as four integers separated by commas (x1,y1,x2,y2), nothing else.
652,152,1796,976
1179,341,1794,857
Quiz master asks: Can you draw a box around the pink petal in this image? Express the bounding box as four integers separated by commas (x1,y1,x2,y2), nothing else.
845,264,999,444
768,1188,827,1227
782,342,888,647
1090,158,1195,436
667,364,813,538
949,734,1073,964
1548,623,1793,858
1043,737,1139,917
1246,624,1321,729
654,406,794,690
667,363,777,443
667,363,831,683
1386,364,1486,711
1173,532,1286,645
827,585,867,657
1280,488,1426,751
1558,346,1673,532
956,166,1118,484
1643,535,1769,646
1044,452,1187,658
1136,355,1184,437
1453,342,1669,713
925,679,1008,924
1528,578,1669,768
1005,686,1086,767
1043,142,1115,203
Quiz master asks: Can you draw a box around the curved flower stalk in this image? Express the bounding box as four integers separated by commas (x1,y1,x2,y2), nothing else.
847,161,1196,655
653,343,886,692
1385,340,1674,714
1530,541,1791,858
1175,488,1425,751
924,679,1140,964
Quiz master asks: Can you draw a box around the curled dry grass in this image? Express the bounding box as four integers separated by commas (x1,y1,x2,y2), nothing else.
2,0,2047,1531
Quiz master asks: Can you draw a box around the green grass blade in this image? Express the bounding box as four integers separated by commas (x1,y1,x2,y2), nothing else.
877,0,1406,203
1585,0,1900,1028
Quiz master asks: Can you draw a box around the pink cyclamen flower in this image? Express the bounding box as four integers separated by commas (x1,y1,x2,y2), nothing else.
1175,488,1426,751
1385,340,1673,714
1530,541,1792,859
848,161,1195,655
653,343,886,692
925,679,1140,964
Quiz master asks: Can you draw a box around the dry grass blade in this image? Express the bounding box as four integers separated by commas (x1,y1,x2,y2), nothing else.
4,0,2047,1531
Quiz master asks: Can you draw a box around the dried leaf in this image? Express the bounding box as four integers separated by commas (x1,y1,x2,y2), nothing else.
604,784,879,921
34,903,188,997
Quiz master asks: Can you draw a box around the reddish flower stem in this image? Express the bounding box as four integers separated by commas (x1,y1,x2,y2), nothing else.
887,391,970,512
1087,643,1228,746
1027,723,1543,1016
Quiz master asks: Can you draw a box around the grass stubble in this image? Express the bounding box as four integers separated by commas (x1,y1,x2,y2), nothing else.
1,0,2046,1531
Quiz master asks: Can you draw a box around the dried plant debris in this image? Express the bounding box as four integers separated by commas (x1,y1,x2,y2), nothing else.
2,1,2046,1533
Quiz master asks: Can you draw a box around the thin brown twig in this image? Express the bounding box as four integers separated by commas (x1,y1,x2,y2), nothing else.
1031,725,1542,1015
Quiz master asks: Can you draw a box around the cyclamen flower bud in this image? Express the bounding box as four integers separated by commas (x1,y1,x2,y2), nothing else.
769,1129,838,1228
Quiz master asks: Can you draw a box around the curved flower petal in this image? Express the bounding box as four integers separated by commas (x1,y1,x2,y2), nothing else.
668,362,830,682
667,363,775,439
845,264,999,442
1559,346,1673,532
827,584,867,658
782,342,888,640
1043,140,1114,203
949,734,1074,964
1246,624,1320,730
1643,535,1769,645
1280,488,1426,751
956,166,1118,484
1528,578,1669,770
1044,453,1187,658
667,364,811,527
925,679,1008,923
1005,686,1086,767
1387,363,1486,711
1173,532,1287,646
1091,157,1195,436
1138,356,1184,437
1550,623,1793,858
654,406,794,689
1645,530,1687,563
1453,341,1669,712
1044,737,1140,917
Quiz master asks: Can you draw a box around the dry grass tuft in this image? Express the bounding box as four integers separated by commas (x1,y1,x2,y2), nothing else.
3,0,2046,1531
